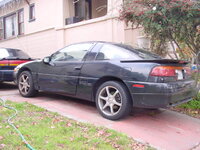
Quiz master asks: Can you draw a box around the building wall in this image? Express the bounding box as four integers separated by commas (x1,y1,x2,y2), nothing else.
0,0,57,34
63,17,125,45
0,0,142,59
125,27,143,47
0,0,64,58
0,28,58,58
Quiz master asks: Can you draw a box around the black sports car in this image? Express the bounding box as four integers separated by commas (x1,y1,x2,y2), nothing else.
0,48,31,83
14,42,197,120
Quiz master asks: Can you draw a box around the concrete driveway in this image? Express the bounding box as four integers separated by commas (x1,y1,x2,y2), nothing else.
0,83,200,150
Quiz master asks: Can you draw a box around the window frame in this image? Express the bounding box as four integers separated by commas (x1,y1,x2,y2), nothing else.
18,9,24,35
29,3,35,22
4,13,17,39
0,17,4,40
0,9,24,41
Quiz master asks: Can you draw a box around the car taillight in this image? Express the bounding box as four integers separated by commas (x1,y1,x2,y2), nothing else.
150,66,176,77
149,66,191,83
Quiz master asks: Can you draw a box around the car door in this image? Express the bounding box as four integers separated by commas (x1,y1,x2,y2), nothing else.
37,43,94,95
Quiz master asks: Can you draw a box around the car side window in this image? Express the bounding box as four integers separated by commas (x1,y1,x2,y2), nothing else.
96,44,139,60
51,43,93,62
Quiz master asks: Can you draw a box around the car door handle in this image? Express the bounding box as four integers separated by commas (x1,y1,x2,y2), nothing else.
74,66,82,70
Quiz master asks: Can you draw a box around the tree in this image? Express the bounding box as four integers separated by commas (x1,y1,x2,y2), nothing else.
119,0,200,59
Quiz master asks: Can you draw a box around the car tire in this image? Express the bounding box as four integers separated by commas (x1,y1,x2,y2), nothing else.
18,71,38,97
95,81,132,120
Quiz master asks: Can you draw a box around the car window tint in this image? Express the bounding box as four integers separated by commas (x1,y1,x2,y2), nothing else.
8,49,30,59
51,43,93,62
0,48,9,59
96,44,161,60
96,44,139,60
115,44,162,59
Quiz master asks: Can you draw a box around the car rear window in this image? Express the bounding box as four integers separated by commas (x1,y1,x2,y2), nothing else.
96,44,161,60
114,44,162,60
0,48,9,59
0,48,30,59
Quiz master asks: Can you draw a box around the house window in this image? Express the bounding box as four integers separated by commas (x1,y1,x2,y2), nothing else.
0,18,3,40
29,4,35,21
65,0,107,25
0,9,24,41
4,13,17,39
75,0,92,21
18,10,24,35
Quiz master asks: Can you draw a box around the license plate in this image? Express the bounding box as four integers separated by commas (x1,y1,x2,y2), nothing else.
176,70,184,80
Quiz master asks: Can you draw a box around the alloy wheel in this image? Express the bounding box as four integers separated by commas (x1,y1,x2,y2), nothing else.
19,74,30,95
98,86,122,116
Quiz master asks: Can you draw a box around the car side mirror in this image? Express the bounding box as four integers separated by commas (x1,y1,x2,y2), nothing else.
43,56,51,64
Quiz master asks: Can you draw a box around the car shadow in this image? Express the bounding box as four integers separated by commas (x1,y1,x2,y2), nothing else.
0,82,17,90
0,83,165,119
37,92,96,107
36,92,164,118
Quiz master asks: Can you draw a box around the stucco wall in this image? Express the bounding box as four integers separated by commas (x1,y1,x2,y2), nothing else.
63,17,125,45
25,0,57,34
0,28,58,58
0,0,62,58
124,27,143,47
0,0,57,34
0,0,142,58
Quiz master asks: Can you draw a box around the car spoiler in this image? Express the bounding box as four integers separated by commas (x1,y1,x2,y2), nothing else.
120,59,189,64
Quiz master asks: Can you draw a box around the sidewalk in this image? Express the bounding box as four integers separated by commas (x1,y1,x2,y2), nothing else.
1,83,200,150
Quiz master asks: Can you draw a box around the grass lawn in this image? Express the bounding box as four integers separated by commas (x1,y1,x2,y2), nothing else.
0,101,153,150
171,93,200,119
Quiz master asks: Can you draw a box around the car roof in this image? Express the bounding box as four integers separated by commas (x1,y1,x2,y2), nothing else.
70,41,124,46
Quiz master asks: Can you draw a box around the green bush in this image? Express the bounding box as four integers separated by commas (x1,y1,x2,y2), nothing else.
179,93,200,109
119,0,200,58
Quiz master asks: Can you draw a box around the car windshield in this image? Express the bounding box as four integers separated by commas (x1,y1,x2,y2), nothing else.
114,44,162,60
0,48,30,60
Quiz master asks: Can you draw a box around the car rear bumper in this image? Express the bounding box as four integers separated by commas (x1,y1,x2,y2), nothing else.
0,70,14,81
125,80,198,108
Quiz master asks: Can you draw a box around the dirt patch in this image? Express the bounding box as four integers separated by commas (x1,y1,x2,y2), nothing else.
170,107,200,119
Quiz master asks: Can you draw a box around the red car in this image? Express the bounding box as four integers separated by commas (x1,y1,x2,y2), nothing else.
0,48,32,83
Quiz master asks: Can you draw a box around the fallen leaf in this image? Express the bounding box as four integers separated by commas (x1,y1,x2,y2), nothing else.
0,136,3,140
32,122,37,125
97,130,105,136
70,138,74,142
66,122,72,127
0,144,6,149
113,143,120,149
57,144,64,148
